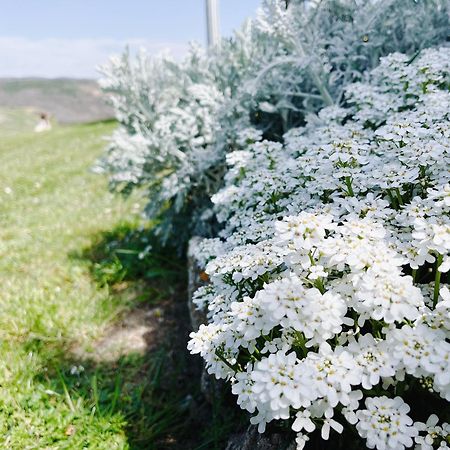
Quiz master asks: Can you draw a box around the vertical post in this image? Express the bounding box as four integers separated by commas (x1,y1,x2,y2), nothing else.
206,0,221,48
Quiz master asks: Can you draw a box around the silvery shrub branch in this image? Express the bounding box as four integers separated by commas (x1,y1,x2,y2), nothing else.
95,0,449,250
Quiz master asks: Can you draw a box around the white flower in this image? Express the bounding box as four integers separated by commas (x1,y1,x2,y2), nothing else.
303,344,362,408
355,396,418,450
206,240,284,287
352,268,424,323
250,351,314,417
69,365,85,376
415,414,450,450
438,255,450,273
307,264,328,280
295,432,310,450
228,295,273,344
386,324,447,381
347,335,396,390
187,323,238,379
292,410,316,433
256,276,349,345
276,212,335,253
321,418,344,440
232,366,257,413
422,286,450,335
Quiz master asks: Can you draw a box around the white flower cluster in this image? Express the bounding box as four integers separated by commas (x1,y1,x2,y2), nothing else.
189,47,450,449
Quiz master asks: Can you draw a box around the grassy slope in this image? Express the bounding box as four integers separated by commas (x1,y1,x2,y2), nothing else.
0,79,113,124
0,108,38,135
0,119,134,449
0,117,197,450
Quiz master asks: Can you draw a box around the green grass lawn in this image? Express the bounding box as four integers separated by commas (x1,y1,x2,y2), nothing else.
0,115,221,449
0,108,38,136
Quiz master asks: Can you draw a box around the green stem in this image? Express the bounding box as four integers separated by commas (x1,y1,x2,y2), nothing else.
386,189,398,209
214,350,238,373
345,177,354,197
395,188,404,206
315,278,325,294
294,332,308,358
411,268,417,284
433,254,443,306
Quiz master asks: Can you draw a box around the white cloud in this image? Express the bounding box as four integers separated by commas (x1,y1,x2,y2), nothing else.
0,37,189,78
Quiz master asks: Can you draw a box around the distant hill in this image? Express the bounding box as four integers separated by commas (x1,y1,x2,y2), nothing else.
0,78,114,124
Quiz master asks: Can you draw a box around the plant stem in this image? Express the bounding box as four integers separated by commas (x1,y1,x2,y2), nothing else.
395,188,404,206
315,277,325,294
293,41,334,106
345,177,354,197
433,254,443,306
215,350,238,372
386,189,398,209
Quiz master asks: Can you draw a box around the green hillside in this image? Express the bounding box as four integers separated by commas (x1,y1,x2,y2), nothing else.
0,78,113,124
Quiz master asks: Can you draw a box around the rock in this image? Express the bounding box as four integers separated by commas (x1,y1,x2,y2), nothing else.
187,236,209,330
187,236,221,402
225,425,295,450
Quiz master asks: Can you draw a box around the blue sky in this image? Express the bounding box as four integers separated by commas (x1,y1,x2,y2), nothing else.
0,0,261,78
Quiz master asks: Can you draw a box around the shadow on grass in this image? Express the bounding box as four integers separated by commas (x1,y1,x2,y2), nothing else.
26,221,243,449
37,349,244,449
70,221,184,288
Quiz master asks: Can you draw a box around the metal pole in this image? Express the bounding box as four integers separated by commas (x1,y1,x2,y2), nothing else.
206,0,221,48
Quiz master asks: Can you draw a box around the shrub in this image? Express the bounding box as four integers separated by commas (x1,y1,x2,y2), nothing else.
96,47,224,247
97,0,449,251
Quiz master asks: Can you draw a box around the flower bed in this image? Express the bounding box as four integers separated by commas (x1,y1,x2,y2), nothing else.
188,47,450,449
